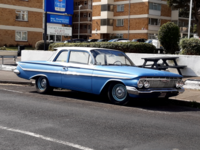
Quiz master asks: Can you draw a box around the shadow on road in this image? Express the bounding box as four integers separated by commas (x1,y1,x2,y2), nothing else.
30,89,200,112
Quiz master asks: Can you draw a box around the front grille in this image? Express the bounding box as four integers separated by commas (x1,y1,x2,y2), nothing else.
140,78,181,88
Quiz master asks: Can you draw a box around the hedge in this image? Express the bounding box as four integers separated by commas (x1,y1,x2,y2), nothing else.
49,42,157,53
0,47,6,50
180,38,200,55
35,40,51,50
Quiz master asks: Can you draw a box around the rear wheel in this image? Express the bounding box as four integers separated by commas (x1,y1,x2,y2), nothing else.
108,83,129,105
36,76,52,94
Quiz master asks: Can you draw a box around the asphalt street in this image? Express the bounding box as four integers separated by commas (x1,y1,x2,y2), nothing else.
0,84,200,150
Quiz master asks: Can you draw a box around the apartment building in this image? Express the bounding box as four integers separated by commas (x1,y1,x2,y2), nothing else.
91,0,196,40
72,0,92,39
0,0,44,47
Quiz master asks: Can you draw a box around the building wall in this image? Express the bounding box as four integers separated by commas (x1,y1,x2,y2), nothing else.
114,2,149,16
0,8,43,28
0,0,43,9
0,0,44,47
0,29,43,47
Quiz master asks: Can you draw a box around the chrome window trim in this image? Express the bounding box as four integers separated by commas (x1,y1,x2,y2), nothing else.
68,50,95,65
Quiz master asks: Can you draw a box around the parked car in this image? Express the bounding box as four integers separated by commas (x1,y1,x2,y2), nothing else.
117,40,130,42
108,38,129,42
96,39,108,42
145,39,165,53
88,39,98,42
64,39,87,43
14,47,184,105
132,39,147,42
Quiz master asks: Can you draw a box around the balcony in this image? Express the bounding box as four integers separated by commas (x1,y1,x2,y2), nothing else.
73,17,92,22
180,27,194,33
74,5,92,11
73,29,91,35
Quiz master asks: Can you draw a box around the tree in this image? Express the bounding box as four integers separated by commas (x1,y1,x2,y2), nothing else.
167,0,200,36
158,22,180,54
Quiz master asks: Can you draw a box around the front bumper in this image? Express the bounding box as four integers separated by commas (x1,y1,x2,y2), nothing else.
126,86,185,96
13,69,20,75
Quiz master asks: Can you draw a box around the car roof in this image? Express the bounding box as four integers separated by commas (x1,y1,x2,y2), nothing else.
55,47,120,52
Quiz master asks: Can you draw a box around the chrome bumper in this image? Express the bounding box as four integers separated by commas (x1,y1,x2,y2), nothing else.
126,86,185,95
13,69,20,75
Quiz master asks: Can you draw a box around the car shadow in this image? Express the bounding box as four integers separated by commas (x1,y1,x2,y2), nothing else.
30,89,200,112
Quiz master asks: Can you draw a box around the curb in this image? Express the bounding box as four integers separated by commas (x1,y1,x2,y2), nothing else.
0,81,34,86
168,98,200,109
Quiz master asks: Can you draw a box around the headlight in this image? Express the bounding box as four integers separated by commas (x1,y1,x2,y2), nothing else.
176,80,184,88
144,80,150,88
137,80,143,88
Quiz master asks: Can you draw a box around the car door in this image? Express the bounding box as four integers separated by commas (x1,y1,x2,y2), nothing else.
62,50,94,93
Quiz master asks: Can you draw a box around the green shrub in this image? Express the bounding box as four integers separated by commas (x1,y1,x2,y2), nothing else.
0,46,6,50
158,22,180,54
49,42,157,53
180,38,200,55
35,40,50,50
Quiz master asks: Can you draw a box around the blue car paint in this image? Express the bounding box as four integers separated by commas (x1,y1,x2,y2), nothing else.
16,59,182,97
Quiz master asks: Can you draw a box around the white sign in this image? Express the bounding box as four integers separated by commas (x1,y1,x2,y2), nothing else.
47,26,72,36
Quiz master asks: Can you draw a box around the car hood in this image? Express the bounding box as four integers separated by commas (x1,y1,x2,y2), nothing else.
94,66,182,78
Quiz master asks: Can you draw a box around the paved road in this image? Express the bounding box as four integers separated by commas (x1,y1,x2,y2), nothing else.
0,84,200,150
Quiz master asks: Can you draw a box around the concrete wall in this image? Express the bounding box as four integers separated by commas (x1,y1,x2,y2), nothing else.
126,53,200,77
21,51,54,61
21,51,200,77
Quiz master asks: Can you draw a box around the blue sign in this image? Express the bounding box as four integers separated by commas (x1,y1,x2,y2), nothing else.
45,0,74,15
47,14,72,25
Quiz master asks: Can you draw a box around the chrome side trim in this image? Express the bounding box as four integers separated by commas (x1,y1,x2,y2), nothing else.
21,68,132,79
126,86,185,95
30,74,48,79
13,69,20,75
22,68,61,74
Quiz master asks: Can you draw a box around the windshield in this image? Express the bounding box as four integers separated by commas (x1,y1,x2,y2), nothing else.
145,39,152,44
108,39,117,42
91,49,134,66
48,51,57,61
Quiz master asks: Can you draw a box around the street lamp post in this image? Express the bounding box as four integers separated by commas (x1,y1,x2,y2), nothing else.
188,0,193,39
78,5,82,39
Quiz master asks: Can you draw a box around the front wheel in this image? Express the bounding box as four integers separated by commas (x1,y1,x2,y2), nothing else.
108,83,129,105
36,76,52,94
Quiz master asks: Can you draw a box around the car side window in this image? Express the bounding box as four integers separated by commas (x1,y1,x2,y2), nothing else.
69,51,91,65
55,51,68,62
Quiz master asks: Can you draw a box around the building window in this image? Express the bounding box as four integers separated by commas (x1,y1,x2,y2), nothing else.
116,34,123,38
15,31,28,41
16,10,28,21
84,1,88,5
101,19,113,26
149,18,160,26
149,3,161,11
101,4,114,11
117,5,124,12
83,13,87,18
47,35,62,42
148,33,157,39
116,19,124,26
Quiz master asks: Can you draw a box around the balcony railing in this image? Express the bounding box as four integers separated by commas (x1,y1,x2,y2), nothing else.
73,29,91,34
180,27,194,33
73,17,92,22
74,5,92,10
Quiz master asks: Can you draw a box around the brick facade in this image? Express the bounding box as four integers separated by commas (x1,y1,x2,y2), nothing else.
0,0,44,47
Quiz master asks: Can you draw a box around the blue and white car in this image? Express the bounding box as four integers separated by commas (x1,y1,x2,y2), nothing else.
14,47,184,105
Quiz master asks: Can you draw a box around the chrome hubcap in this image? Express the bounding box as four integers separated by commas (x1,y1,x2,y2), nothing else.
115,87,125,99
112,84,127,102
41,79,47,88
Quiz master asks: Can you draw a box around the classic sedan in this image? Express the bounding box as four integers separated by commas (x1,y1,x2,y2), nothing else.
14,47,184,105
